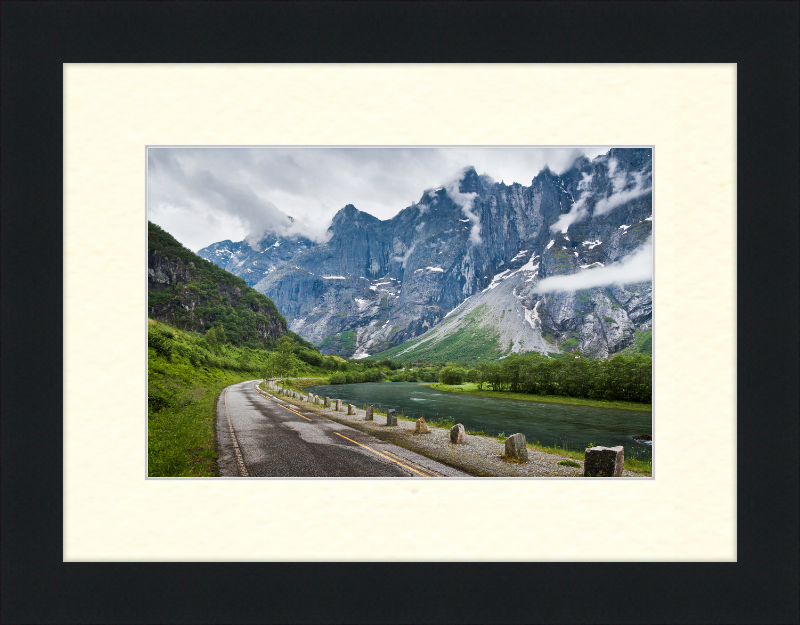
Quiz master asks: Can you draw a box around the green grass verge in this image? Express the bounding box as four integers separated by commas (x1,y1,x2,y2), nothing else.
149,361,262,477
429,382,652,412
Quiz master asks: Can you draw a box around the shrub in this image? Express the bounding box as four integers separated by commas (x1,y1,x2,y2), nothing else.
439,365,466,385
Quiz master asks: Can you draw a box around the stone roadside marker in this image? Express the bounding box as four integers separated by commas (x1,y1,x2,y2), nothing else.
324,397,331,408
450,423,466,444
347,404,355,415
504,433,529,461
335,399,342,411
386,409,397,426
584,446,625,477
366,405,374,421
415,417,431,433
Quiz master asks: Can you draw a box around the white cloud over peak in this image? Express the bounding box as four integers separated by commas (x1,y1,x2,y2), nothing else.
445,167,481,245
534,236,653,292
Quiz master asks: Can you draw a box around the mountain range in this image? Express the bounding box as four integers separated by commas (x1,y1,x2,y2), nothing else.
197,148,653,361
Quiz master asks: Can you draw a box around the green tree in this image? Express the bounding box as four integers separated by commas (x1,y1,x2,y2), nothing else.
275,335,295,382
439,365,466,385
205,326,219,351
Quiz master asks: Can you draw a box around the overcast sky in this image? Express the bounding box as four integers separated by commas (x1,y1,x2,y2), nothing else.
147,146,614,251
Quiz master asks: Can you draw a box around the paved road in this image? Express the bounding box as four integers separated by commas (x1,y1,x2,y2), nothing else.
216,380,467,477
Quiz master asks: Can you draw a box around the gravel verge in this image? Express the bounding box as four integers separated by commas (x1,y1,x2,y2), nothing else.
265,383,648,478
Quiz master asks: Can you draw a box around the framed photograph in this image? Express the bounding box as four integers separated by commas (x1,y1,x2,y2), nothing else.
147,145,654,479
3,2,797,624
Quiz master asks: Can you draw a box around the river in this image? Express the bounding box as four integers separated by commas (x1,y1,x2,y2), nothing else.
306,382,653,461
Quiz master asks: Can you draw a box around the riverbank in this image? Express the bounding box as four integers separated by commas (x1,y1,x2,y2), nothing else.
429,382,652,412
263,381,650,477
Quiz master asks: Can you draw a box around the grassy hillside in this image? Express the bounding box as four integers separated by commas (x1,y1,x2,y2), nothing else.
148,319,274,476
370,306,506,366
620,329,652,356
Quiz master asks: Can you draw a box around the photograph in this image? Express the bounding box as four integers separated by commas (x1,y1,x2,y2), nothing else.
147,146,654,478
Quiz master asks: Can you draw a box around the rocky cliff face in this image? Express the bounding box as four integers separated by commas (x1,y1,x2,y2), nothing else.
197,148,652,358
148,248,197,289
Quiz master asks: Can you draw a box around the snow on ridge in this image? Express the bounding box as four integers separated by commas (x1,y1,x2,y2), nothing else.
426,266,444,272
323,275,346,279
582,239,602,249
545,240,555,250
518,254,540,273
618,224,631,231
481,269,512,293
644,215,653,221
579,262,605,269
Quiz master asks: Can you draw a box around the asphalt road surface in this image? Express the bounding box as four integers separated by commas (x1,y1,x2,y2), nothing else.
216,380,468,477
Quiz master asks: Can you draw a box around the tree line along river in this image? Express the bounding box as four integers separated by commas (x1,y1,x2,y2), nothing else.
305,382,653,461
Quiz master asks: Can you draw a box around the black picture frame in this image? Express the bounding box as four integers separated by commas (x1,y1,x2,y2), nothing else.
2,2,798,623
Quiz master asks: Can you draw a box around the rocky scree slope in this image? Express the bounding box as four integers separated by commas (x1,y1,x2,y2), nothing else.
148,222,287,347
198,148,652,359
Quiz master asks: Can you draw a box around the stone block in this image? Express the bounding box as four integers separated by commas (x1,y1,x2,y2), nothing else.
450,423,466,444
366,405,374,421
348,404,355,415
324,397,331,408
584,446,625,477
386,409,397,426
415,417,430,433
504,433,528,461
335,399,342,411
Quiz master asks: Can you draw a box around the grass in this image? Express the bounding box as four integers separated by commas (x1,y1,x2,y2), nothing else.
149,361,262,477
271,377,330,391
369,305,505,366
429,382,652,412
620,329,653,356
558,460,581,467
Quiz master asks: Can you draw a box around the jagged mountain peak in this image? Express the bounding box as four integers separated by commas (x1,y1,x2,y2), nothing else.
457,165,482,193
198,148,652,359
329,203,381,233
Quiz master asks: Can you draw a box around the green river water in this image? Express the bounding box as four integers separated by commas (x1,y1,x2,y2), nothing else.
306,382,653,461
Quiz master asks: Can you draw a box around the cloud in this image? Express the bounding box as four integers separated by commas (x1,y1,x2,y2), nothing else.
594,162,651,216
391,243,417,268
147,146,620,250
148,149,330,249
549,163,652,234
445,168,481,244
550,173,593,234
534,237,653,292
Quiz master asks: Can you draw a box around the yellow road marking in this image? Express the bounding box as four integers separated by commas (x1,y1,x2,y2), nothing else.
253,384,312,421
334,432,433,477
255,385,436,477
381,449,438,477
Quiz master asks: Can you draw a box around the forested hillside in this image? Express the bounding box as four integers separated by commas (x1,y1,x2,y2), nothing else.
148,221,290,349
